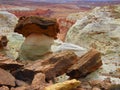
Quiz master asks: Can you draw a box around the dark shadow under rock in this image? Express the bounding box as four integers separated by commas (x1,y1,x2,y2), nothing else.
12,69,35,85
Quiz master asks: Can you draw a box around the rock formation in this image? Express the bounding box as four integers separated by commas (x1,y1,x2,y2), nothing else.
0,49,103,90
66,5,120,55
57,11,88,41
65,6,120,84
14,16,60,60
57,17,75,41
0,11,18,35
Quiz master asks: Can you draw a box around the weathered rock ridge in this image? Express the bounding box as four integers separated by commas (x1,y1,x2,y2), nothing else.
0,11,18,35
65,6,120,84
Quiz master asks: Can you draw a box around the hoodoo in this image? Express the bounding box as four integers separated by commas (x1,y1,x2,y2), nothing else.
14,16,60,60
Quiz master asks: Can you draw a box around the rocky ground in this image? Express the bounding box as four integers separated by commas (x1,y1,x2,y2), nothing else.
0,5,120,90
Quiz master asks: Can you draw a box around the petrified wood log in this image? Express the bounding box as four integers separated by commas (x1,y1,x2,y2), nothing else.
67,49,102,78
25,51,78,80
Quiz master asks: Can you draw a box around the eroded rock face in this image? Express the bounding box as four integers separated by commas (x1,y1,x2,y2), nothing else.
14,16,60,60
14,16,59,39
57,18,75,41
65,6,120,84
65,6,120,55
0,11,18,35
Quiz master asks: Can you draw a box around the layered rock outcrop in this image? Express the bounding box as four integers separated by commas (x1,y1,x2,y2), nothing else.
14,16,60,60
66,6,120,55
65,6,120,83
0,11,18,35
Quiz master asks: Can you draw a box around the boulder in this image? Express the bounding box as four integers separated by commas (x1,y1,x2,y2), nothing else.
14,16,59,39
0,86,9,90
0,11,18,35
0,68,15,86
18,33,54,60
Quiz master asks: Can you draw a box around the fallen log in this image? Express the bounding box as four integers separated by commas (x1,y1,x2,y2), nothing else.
25,50,78,80
67,49,102,78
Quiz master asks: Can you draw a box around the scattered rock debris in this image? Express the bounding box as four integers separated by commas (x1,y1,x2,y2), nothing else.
0,49,103,90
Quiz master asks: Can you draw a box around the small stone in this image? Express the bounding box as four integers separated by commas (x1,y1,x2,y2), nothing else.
92,87,101,90
0,68,15,86
0,86,9,90
11,86,26,90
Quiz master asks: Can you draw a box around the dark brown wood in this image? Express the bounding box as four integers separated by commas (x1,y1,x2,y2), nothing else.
25,51,78,80
67,49,102,78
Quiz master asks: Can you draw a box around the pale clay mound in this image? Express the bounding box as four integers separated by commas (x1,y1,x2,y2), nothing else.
65,6,120,84
0,11,18,35
0,11,23,59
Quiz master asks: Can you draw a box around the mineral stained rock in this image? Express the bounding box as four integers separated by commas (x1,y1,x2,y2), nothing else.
45,79,80,90
14,16,60,60
67,49,102,78
14,16,59,39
